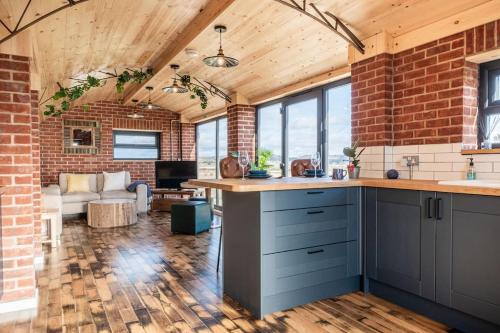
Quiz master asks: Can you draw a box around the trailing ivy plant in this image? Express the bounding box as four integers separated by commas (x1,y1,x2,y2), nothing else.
180,75,209,110
43,68,153,116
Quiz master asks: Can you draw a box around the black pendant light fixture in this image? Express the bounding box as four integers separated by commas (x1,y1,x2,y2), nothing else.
203,25,239,68
163,64,188,93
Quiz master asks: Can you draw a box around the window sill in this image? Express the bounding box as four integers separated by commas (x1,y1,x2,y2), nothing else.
461,148,500,155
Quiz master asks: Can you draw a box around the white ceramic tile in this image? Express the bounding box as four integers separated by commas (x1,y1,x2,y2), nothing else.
418,163,452,172
452,143,463,153
392,145,419,154
418,153,435,163
361,154,384,163
361,170,384,178
494,162,500,172
476,172,500,180
470,154,500,162
412,171,435,180
434,152,466,163
418,143,452,154
452,162,468,172
370,162,384,170
433,172,464,180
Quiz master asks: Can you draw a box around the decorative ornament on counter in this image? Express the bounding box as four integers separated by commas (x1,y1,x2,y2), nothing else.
386,169,399,179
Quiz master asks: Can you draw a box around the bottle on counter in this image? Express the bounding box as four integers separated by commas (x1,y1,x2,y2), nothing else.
467,157,476,180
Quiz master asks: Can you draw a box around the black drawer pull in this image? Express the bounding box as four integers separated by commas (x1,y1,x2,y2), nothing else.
307,210,324,215
435,198,443,220
426,197,433,219
307,249,324,255
306,191,324,195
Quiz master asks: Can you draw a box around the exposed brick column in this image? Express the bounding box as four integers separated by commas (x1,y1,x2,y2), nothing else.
351,53,393,146
462,61,479,148
181,123,196,161
0,53,36,303
30,90,42,260
227,104,256,161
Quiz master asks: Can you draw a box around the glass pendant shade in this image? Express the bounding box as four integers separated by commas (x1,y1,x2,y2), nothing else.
203,25,239,68
163,79,188,93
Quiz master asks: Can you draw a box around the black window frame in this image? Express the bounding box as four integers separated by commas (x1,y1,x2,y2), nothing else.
112,130,161,160
256,77,351,176
478,59,500,145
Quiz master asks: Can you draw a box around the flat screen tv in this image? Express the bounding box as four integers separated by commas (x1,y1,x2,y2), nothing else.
155,161,197,189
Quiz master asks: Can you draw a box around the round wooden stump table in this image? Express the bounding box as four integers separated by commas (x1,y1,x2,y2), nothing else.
87,199,137,228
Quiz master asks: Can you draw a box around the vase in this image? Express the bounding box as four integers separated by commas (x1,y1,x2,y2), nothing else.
349,166,360,179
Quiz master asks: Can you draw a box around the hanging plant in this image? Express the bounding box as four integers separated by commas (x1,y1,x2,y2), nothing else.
43,68,153,116
179,75,210,110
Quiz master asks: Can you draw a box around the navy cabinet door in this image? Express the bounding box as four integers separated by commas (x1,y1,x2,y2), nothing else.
436,194,500,326
366,188,435,301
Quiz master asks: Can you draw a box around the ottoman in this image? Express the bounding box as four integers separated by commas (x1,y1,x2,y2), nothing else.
171,201,212,235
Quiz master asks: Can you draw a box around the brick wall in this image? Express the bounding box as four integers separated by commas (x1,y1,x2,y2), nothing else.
0,54,37,303
227,104,256,161
40,101,195,186
30,91,41,259
181,123,196,160
351,20,500,147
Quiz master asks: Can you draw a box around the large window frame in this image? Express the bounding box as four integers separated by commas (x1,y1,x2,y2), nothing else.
112,130,160,160
478,59,500,147
256,77,351,176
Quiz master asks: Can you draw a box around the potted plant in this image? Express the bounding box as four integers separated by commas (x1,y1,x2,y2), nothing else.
250,148,273,176
343,140,365,179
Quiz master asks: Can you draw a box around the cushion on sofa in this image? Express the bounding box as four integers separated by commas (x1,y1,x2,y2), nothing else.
59,173,97,193
67,174,91,193
62,191,100,203
102,171,127,191
97,171,131,192
100,190,137,200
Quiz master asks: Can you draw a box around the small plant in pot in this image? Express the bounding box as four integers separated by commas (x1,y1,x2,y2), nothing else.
343,140,365,179
249,149,273,178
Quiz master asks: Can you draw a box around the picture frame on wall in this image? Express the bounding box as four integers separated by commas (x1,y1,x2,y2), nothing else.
63,119,101,154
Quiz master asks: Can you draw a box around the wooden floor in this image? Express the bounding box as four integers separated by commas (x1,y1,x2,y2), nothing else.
0,212,450,333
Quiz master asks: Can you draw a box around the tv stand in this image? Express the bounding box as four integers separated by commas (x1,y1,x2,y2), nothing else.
151,188,196,212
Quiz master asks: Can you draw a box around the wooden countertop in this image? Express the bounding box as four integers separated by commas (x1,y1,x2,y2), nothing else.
188,177,500,196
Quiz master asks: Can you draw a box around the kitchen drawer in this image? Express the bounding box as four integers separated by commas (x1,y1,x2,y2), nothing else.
261,187,357,211
262,205,358,254
262,241,359,297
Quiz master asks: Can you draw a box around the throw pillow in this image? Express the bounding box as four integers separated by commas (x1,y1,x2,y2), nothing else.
103,171,126,191
66,174,91,193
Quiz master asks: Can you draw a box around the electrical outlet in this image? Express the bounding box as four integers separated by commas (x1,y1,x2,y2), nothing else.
402,155,419,167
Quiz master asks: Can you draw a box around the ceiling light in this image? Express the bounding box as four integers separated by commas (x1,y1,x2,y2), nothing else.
163,64,188,93
145,86,155,108
185,48,199,58
128,99,144,119
203,25,239,68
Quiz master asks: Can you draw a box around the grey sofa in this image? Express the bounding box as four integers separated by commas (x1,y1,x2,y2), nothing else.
45,172,148,216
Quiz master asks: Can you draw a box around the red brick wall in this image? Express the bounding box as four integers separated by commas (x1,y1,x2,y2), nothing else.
0,53,37,303
181,123,196,160
227,104,256,161
30,91,41,259
351,20,500,147
40,101,195,186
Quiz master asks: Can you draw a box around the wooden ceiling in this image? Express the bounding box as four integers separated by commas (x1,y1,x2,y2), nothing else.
0,0,495,121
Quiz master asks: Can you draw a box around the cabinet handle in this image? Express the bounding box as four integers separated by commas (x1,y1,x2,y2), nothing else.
307,249,324,255
435,198,443,220
426,197,433,218
306,191,324,195
307,210,324,215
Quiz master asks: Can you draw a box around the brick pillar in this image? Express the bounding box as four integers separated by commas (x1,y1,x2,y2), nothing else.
0,53,36,303
30,91,42,260
181,123,196,161
351,53,393,146
227,104,256,161
462,61,479,149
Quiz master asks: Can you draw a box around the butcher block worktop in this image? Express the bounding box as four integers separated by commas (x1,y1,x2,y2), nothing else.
188,177,500,196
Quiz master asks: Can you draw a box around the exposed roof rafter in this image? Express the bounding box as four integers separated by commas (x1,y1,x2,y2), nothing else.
272,0,365,54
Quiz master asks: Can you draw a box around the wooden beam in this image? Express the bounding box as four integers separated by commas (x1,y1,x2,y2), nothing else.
189,107,227,123
466,48,500,64
348,1,500,61
122,0,236,104
249,66,351,105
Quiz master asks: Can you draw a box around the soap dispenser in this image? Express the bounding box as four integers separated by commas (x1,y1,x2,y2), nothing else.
467,157,476,180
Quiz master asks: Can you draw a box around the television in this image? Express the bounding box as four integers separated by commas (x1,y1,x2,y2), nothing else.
155,161,197,189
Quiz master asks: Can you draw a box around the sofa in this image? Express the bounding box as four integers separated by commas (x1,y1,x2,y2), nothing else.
44,172,148,216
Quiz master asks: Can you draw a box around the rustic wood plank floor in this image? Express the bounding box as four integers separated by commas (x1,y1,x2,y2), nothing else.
0,212,450,333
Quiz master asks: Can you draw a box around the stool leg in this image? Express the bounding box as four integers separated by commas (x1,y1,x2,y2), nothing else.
216,222,222,273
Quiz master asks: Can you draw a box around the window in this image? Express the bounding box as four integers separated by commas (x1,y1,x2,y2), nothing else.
479,59,500,147
256,78,351,176
196,117,227,205
113,131,160,160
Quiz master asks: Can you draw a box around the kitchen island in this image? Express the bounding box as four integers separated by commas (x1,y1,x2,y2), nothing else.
188,177,500,332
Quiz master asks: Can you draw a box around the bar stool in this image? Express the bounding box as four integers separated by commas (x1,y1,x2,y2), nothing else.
41,208,60,248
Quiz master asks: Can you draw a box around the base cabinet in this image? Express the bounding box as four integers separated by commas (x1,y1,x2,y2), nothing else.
366,188,500,329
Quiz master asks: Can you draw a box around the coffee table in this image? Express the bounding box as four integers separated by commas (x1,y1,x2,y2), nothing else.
87,199,137,228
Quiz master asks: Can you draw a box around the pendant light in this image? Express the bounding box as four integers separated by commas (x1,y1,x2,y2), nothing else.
145,86,155,109
162,64,188,93
203,25,239,68
127,99,144,119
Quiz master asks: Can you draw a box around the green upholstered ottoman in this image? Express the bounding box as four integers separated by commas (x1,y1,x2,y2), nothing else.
171,201,212,235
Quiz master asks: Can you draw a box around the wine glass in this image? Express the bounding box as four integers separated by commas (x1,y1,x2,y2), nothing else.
238,151,249,180
310,152,321,178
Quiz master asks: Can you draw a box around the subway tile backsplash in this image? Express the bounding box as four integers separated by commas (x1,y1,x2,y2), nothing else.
359,143,500,180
